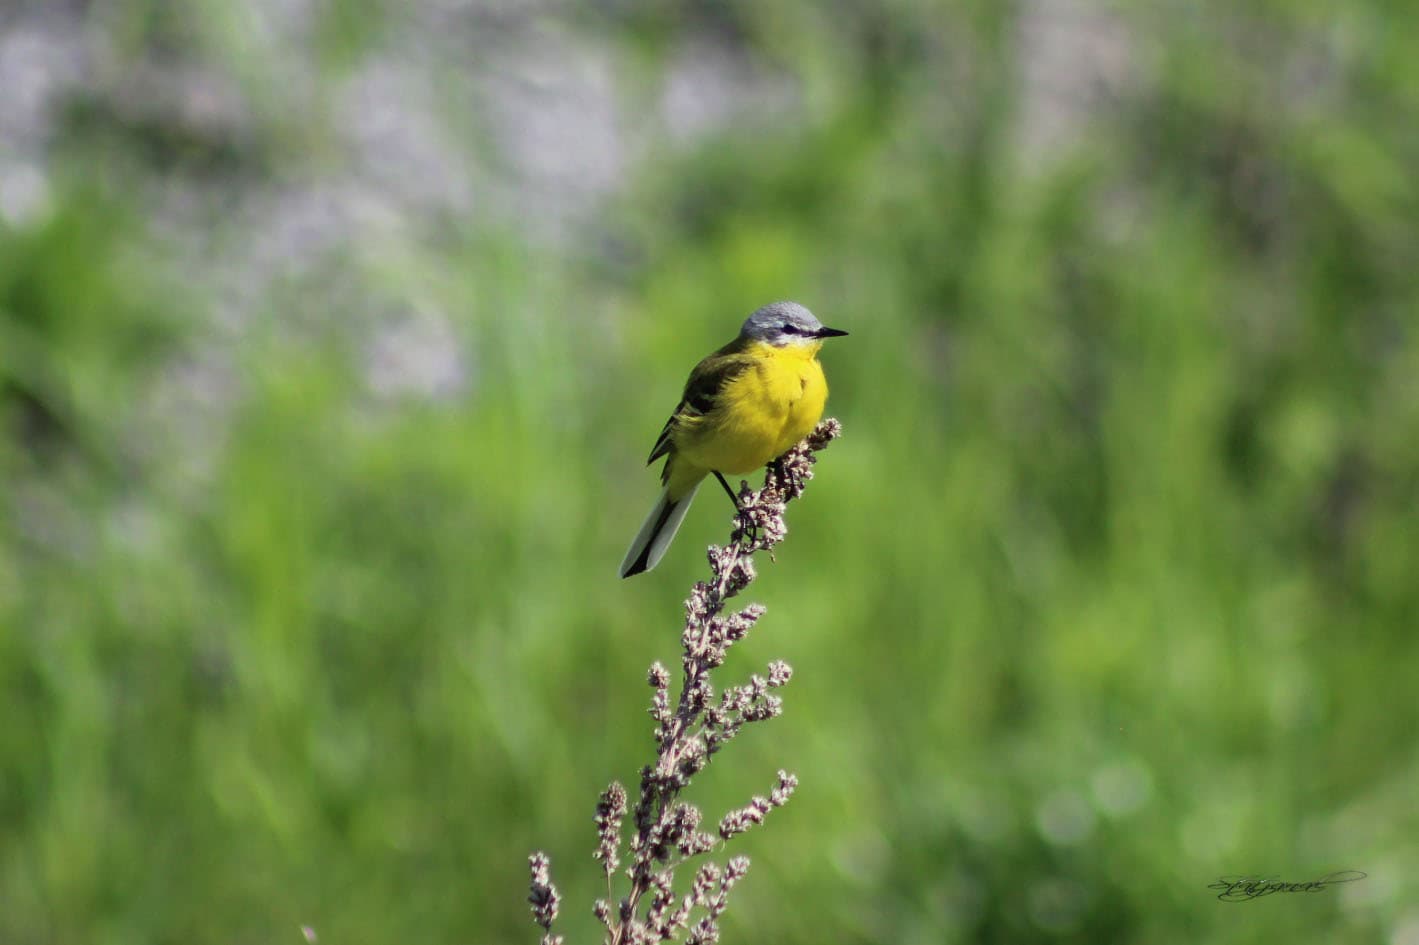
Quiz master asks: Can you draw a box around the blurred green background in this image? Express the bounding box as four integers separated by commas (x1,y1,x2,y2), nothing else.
2,1,1417,943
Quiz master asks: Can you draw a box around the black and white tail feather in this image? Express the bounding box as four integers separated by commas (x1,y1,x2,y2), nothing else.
618,482,701,578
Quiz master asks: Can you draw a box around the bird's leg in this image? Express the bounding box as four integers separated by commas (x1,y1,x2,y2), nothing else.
714,470,760,544
713,471,741,509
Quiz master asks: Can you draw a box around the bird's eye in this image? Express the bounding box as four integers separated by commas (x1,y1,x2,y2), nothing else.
780,322,800,334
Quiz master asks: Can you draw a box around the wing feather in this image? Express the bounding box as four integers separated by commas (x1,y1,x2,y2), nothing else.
646,340,754,465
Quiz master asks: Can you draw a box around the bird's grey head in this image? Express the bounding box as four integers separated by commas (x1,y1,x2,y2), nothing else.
739,301,848,347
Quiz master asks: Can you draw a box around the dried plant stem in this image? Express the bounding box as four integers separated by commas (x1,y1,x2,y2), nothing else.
530,419,842,945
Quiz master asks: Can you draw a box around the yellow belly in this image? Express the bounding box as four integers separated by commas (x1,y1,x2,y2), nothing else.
674,342,828,480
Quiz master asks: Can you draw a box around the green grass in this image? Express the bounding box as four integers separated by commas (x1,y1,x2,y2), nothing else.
3,1,1419,943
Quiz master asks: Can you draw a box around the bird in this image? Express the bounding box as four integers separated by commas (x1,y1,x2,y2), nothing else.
619,301,847,578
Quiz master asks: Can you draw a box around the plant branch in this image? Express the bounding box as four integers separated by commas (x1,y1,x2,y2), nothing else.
529,418,842,945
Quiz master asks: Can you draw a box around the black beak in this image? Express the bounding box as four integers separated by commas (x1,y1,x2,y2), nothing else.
815,326,849,338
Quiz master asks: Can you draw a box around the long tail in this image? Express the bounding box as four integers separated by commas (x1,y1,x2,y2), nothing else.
619,481,701,578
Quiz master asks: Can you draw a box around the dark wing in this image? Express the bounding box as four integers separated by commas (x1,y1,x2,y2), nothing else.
646,341,754,465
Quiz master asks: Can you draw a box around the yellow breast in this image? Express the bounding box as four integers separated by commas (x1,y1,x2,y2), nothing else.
678,341,828,476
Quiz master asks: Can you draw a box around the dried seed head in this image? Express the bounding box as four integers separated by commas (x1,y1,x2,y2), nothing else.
726,555,755,591
661,802,703,852
527,853,560,931
646,870,677,933
650,686,671,729
721,604,765,642
770,770,798,807
741,694,783,722
683,831,718,856
691,862,722,906
686,916,721,945
724,855,751,883
594,782,628,873
718,800,767,840
807,417,842,450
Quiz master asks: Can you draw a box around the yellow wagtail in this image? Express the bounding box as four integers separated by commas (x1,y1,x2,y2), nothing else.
619,301,847,578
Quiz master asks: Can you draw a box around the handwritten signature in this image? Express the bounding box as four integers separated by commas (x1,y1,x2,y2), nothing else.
1209,871,1367,902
